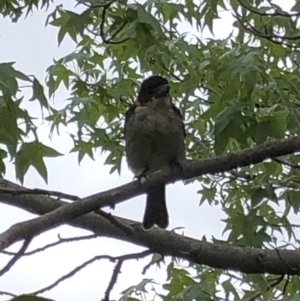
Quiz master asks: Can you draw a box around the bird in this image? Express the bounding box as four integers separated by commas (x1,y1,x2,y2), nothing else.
124,75,185,229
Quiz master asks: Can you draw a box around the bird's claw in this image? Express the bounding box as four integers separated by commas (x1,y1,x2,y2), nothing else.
134,166,149,185
169,158,183,174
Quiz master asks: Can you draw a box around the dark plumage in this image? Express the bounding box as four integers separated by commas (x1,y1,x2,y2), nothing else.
124,75,185,229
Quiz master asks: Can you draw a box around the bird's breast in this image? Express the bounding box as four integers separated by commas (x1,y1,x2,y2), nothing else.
125,106,185,174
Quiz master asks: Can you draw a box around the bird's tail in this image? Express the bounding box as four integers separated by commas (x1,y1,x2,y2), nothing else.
143,184,168,229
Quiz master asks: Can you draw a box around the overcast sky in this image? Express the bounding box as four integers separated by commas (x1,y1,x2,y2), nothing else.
0,0,295,300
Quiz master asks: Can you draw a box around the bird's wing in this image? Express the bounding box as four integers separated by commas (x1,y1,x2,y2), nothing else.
172,104,186,137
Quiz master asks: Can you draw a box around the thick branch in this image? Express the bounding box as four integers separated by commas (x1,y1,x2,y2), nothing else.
2,180,300,275
1,136,300,274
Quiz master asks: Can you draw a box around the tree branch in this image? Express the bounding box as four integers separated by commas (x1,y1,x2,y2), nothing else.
237,0,300,18
1,136,300,274
0,187,80,201
98,0,129,44
0,291,16,298
0,238,31,276
32,250,151,295
1,234,97,256
233,11,299,49
273,157,300,170
104,250,151,301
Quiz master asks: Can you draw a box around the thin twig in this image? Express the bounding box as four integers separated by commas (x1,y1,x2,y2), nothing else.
273,158,300,170
109,22,128,41
0,188,80,201
142,254,164,274
226,271,244,282
229,170,255,181
99,0,129,44
269,223,300,229
1,234,98,256
104,260,122,301
0,291,16,297
243,274,284,301
0,239,31,276
104,250,151,301
33,255,115,294
95,210,134,236
274,248,298,272
282,275,290,296
160,64,183,81
33,250,151,295
237,0,300,18
242,18,300,41
233,12,299,49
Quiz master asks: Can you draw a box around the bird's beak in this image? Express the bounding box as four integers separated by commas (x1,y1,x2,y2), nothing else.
154,84,170,98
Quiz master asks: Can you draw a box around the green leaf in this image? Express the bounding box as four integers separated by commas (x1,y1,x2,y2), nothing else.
214,104,242,137
291,1,300,12
290,294,300,301
0,96,21,150
137,4,163,36
249,274,268,293
0,62,29,96
243,70,257,97
29,77,48,108
222,280,240,300
70,140,94,164
250,187,267,208
0,148,7,177
286,191,300,214
50,9,71,45
175,283,211,301
120,279,155,301
46,107,67,135
15,142,62,184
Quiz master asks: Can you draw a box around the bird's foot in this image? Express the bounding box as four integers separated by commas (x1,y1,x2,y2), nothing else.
169,158,183,174
134,165,150,185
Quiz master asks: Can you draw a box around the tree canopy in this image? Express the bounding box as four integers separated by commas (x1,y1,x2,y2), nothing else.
1,0,300,300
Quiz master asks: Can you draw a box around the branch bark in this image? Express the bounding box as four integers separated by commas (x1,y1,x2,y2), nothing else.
1,135,300,274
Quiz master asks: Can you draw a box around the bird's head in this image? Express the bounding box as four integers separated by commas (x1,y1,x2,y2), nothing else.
137,76,171,105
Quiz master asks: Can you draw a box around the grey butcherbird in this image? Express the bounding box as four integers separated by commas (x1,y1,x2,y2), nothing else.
124,75,186,229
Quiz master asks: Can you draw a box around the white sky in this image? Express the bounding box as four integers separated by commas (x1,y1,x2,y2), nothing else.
0,0,296,300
